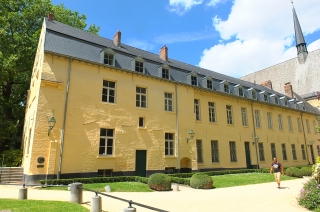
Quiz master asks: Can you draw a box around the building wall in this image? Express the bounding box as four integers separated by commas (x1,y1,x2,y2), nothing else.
22,51,320,184
240,49,320,97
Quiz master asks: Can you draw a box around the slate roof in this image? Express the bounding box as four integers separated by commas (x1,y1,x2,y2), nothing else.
43,18,320,115
292,6,306,46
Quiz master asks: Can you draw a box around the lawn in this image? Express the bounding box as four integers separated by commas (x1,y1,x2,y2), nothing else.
212,173,297,188
40,182,153,192
0,199,89,212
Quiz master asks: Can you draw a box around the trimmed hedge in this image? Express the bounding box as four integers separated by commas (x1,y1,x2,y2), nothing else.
39,176,148,185
190,173,213,189
170,177,190,185
148,173,171,191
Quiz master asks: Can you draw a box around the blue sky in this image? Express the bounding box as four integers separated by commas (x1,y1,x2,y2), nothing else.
51,0,320,78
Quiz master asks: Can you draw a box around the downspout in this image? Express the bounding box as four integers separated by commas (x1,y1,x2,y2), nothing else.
250,101,259,169
175,83,180,173
57,59,72,179
300,113,310,164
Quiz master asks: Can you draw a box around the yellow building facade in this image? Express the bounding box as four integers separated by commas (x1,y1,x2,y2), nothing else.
22,17,320,184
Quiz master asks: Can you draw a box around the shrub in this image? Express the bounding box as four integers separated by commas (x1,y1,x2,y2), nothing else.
297,179,320,210
285,167,299,177
0,149,23,167
170,177,190,185
190,173,213,189
148,173,171,191
300,167,312,177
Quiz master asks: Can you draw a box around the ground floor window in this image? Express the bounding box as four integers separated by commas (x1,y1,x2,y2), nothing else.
291,144,297,160
99,128,114,155
229,141,237,162
301,145,306,160
196,140,203,163
258,143,265,161
98,169,112,177
165,167,175,174
281,144,287,160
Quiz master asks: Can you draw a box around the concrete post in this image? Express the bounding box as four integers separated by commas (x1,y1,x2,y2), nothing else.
124,207,136,212
18,185,28,200
70,183,83,204
172,183,179,191
91,194,102,212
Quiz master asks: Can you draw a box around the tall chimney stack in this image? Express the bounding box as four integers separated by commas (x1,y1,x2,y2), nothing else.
159,45,168,61
260,80,273,90
284,82,293,98
113,30,121,46
48,12,54,21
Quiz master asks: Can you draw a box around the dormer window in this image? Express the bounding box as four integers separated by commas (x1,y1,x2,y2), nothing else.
297,101,305,110
207,79,213,89
252,90,257,100
275,96,279,104
101,48,115,66
264,93,268,102
132,56,144,73
158,64,170,79
224,84,229,93
288,99,296,108
188,72,198,86
220,80,230,94
234,84,244,97
203,76,213,90
239,87,244,97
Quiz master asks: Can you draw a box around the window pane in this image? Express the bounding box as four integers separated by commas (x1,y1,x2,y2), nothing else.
99,138,105,146
100,129,106,136
107,147,113,155
107,138,113,146
99,147,105,155
107,129,113,137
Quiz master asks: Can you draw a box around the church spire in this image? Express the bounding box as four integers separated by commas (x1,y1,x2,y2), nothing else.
292,1,308,64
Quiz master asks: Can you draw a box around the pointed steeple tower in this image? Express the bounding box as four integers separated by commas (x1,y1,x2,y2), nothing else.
292,1,308,64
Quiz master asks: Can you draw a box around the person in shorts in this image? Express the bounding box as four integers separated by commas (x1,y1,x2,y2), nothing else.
270,157,284,188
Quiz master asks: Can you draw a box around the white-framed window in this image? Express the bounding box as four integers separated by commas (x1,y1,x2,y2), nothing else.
191,75,198,86
194,99,201,120
258,143,265,161
278,114,283,130
255,110,261,128
267,112,273,129
165,133,174,156
139,117,145,127
162,68,170,79
291,144,297,160
208,102,216,122
288,116,293,131
281,143,287,160
314,121,318,134
226,105,233,124
102,48,115,66
224,84,229,93
164,92,173,112
301,144,306,160
317,145,320,156
135,61,143,73
211,140,219,163
274,96,279,105
207,79,213,89
241,107,248,126
306,119,310,133
263,93,268,102
136,87,147,108
297,118,302,132
239,87,244,97
102,80,116,103
252,90,257,100
271,143,276,159
196,140,203,163
99,128,114,156
229,141,237,162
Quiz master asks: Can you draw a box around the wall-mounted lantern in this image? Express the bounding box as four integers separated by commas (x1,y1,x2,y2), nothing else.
308,140,314,146
48,116,56,136
252,136,259,145
187,130,195,143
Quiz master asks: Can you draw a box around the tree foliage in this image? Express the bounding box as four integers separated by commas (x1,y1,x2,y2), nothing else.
0,0,99,151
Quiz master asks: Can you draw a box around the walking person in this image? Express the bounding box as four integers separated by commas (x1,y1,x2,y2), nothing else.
270,157,284,188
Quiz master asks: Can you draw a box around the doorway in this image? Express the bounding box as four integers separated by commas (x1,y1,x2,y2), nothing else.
310,145,315,164
244,142,252,169
135,150,147,177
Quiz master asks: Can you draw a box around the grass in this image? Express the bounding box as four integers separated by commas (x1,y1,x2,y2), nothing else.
0,199,89,212
40,182,153,192
212,173,297,188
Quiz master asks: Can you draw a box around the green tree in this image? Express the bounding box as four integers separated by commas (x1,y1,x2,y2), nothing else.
0,0,99,152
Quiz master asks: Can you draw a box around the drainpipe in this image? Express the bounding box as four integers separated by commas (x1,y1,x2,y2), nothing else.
300,113,310,164
175,83,180,173
250,102,259,169
57,59,72,179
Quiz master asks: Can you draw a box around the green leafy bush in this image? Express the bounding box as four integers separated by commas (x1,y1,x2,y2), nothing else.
297,179,320,210
190,173,213,189
0,149,22,167
300,167,312,176
285,167,300,177
170,177,190,185
148,173,171,191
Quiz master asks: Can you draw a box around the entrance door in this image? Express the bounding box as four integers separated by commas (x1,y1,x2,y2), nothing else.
310,145,315,164
135,150,147,177
244,142,252,169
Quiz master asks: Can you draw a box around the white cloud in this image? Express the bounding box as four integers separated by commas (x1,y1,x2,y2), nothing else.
199,0,320,77
126,39,154,51
308,38,320,52
168,0,203,15
154,31,217,44
207,0,224,7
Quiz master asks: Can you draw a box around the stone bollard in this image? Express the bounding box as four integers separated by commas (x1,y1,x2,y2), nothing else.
69,183,83,204
91,194,102,212
18,184,28,200
124,207,136,212
172,183,179,191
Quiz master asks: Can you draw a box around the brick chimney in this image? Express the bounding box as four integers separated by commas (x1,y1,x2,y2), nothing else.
284,82,293,98
48,12,54,21
113,30,121,46
159,45,168,61
260,80,272,90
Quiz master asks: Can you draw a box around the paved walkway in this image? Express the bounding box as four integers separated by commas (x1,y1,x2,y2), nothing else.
0,178,310,212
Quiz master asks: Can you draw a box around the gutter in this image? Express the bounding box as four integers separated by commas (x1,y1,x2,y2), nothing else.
175,83,180,172
57,59,72,179
300,113,310,164
250,102,259,169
